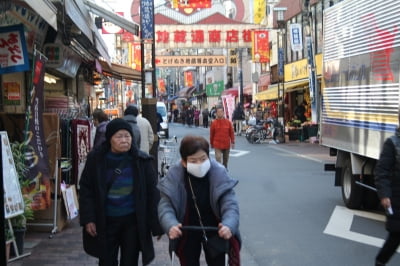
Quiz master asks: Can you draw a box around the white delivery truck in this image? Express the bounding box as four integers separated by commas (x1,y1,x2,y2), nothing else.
321,0,400,209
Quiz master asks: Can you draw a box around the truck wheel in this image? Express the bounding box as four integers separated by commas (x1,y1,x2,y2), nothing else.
341,160,363,209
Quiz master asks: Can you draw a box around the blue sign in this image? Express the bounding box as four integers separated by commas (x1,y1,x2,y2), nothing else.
278,48,284,77
140,0,154,39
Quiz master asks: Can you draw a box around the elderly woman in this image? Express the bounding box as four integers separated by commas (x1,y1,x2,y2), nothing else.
158,135,240,266
79,118,162,266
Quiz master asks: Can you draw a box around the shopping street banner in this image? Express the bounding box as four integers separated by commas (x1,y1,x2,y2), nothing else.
25,51,51,210
0,24,29,74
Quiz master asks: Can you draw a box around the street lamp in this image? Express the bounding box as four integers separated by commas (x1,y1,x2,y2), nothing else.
274,7,287,142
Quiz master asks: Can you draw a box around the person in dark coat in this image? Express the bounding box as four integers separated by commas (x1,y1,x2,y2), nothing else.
92,109,109,148
375,129,400,266
232,103,245,135
79,118,163,266
123,106,141,148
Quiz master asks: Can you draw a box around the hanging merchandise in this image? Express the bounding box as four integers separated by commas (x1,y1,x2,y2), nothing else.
71,119,91,186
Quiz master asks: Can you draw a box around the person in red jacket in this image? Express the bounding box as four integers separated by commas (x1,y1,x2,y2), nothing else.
210,105,235,168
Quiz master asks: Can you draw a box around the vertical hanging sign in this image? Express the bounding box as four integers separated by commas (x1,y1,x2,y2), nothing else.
0,24,29,74
289,24,303,52
140,0,154,40
25,51,51,210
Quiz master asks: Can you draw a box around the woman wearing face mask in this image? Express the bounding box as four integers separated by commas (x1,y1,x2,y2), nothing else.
157,135,240,266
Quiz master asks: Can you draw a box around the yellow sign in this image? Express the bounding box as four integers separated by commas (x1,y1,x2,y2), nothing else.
253,0,266,24
229,49,237,66
156,55,226,67
284,53,323,82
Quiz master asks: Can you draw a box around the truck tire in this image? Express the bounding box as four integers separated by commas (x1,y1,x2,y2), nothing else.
341,160,363,209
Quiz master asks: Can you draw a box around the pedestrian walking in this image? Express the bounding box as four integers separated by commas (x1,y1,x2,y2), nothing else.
79,118,163,266
210,105,235,168
194,107,200,127
202,108,209,128
123,106,141,148
232,103,245,136
123,104,154,153
375,128,400,266
157,135,241,266
92,108,109,148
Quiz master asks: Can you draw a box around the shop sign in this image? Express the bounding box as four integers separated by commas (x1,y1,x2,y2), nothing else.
284,54,323,82
43,44,81,78
141,0,154,39
252,30,269,62
156,55,226,67
206,80,224,96
0,24,29,74
284,58,308,82
289,24,303,52
3,81,21,105
155,24,259,49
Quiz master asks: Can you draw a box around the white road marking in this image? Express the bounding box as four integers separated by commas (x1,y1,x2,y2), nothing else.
210,149,250,157
324,205,400,252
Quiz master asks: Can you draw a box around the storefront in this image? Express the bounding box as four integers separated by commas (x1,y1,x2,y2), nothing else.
283,54,323,141
283,54,323,123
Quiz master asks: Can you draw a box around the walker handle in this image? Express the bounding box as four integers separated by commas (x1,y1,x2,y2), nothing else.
180,226,219,232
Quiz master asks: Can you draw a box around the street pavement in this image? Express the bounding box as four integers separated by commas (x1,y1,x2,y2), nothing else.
7,139,332,266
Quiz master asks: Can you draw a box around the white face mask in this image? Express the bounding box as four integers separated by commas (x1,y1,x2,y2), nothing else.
187,159,211,178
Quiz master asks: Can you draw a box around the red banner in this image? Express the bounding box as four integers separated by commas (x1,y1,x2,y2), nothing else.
25,51,51,210
184,71,193,87
252,30,269,63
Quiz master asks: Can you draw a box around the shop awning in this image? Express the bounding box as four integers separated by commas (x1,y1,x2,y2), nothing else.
64,0,93,43
284,78,309,92
84,0,140,35
221,87,251,97
99,61,141,81
178,86,196,97
22,0,58,30
254,84,279,101
94,31,111,64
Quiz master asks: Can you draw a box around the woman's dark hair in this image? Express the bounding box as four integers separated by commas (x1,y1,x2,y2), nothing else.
179,135,210,160
92,109,108,123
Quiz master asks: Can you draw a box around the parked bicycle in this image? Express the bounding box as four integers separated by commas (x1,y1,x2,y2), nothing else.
245,118,283,144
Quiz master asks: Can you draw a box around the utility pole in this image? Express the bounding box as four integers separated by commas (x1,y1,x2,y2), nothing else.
238,48,244,105
303,0,319,124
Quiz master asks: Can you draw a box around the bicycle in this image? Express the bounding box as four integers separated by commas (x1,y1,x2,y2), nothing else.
158,136,179,179
245,118,283,144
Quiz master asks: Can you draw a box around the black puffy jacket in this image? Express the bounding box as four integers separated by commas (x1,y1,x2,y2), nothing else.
375,133,400,232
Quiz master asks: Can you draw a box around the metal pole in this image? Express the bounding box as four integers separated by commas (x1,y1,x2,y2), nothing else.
282,28,286,142
238,48,244,105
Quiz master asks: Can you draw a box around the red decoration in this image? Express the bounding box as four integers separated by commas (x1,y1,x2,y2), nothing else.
191,30,204,43
174,30,186,43
226,30,239,42
156,31,169,43
209,30,221,43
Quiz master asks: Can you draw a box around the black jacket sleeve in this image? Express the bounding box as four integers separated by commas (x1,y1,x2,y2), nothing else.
79,151,98,226
375,138,396,199
143,157,163,236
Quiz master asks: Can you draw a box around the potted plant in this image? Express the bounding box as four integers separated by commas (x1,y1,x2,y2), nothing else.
10,141,34,255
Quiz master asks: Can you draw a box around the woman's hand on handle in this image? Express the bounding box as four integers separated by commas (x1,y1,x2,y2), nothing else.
218,223,232,240
168,223,182,239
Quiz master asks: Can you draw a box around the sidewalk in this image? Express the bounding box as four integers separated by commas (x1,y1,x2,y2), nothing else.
7,141,332,266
